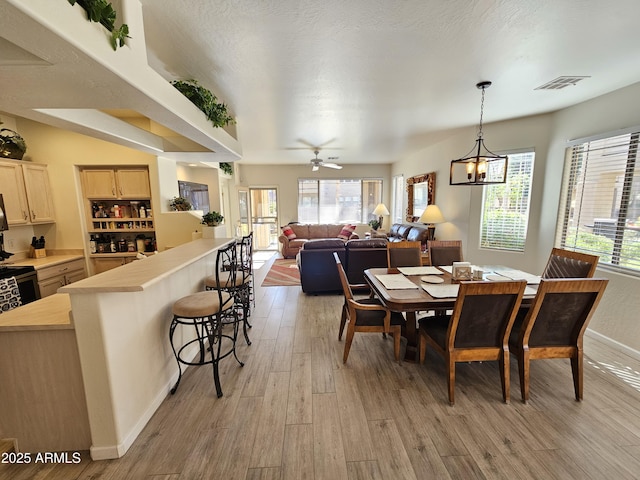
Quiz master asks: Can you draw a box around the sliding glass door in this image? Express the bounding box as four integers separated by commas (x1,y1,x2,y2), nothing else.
250,188,278,250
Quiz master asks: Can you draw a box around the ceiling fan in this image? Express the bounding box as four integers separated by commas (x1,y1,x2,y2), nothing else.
310,150,342,172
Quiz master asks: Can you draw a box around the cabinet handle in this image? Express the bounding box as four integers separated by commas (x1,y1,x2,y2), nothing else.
23,211,28,220
59,267,69,272
112,187,116,195
31,210,36,219
119,187,123,196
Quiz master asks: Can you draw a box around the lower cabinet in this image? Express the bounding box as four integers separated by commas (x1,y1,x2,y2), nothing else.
37,258,88,298
92,256,137,274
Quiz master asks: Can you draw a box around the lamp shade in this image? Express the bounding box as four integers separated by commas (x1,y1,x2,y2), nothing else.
372,203,389,216
419,205,445,224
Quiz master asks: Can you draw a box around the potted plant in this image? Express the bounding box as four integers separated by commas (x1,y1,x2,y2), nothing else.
171,79,235,128
202,211,224,226
68,0,130,50
219,162,233,175
368,219,381,231
169,196,192,211
0,128,27,160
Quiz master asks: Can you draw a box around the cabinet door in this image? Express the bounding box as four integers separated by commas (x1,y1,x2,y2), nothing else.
38,275,66,298
0,161,29,225
92,257,126,274
82,169,117,199
22,164,55,223
116,169,150,199
65,268,88,285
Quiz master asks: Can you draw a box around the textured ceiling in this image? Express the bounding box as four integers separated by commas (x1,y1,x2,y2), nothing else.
1,0,640,168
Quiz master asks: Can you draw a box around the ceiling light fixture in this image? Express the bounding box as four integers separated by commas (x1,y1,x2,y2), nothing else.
449,81,508,186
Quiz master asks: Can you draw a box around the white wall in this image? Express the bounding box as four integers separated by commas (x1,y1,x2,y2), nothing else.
392,80,640,356
234,163,393,237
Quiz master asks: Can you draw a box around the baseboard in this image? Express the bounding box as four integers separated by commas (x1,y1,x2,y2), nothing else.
90,345,200,460
585,328,640,362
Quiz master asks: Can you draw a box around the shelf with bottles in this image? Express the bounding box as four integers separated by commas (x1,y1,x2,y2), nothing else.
88,219,154,232
89,232,156,256
89,200,153,225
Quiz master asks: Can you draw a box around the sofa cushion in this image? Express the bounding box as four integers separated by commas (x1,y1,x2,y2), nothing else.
290,224,310,239
397,224,413,239
281,225,297,240
302,238,346,250
346,238,388,249
338,224,356,240
406,226,429,243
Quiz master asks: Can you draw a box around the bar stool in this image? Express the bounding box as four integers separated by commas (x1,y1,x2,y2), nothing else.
204,236,252,345
169,242,243,397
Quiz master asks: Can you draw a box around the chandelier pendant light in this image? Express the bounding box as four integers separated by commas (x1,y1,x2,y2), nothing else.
450,81,508,185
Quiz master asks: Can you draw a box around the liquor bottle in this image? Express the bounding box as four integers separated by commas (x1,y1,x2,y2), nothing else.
89,235,97,254
110,236,117,253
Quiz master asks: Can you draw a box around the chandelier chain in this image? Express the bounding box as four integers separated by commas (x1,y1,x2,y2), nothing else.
478,85,486,139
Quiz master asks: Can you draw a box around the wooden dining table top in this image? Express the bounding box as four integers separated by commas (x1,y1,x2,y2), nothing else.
364,266,538,312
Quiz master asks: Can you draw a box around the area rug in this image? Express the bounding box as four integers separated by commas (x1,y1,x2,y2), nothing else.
261,259,300,287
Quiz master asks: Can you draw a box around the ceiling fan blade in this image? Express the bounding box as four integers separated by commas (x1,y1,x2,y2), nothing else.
322,163,343,169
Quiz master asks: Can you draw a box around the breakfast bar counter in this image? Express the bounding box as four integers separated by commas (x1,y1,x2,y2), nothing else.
57,238,234,460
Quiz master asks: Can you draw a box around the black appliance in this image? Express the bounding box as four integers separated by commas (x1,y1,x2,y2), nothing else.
0,265,40,305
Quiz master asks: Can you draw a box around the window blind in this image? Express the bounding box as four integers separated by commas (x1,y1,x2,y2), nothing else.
559,132,640,274
480,151,535,252
297,178,382,224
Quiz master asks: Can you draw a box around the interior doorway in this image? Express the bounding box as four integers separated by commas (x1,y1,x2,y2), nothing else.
249,188,278,251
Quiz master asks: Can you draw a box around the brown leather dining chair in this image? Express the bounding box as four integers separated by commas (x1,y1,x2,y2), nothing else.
509,277,608,403
427,240,463,266
542,248,599,278
387,240,422,268
334,252,404,363
418,280,526,405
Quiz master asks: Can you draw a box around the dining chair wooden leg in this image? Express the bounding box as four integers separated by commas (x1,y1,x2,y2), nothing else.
500,352,510,403
338,302,347,340
343,322,356,363
518,349,530,403
392,327,401,362
447,354,455,406
418,334,427,364
571,350,583,401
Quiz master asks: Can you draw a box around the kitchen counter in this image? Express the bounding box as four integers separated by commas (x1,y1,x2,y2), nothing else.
9,253,84,270
0,292,72,331
0,292,91,452
59,237,235,460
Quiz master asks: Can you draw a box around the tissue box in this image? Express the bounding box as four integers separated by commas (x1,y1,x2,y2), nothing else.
452,261,472,281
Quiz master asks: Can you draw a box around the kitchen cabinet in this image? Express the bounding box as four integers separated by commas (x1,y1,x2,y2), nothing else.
80,166,155,273
37,258,87,298
82,168,151,199
92,255,137,274
0,159,55,225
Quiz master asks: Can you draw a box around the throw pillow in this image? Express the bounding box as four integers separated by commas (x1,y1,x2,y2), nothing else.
338,224,356,240
281,225,297,240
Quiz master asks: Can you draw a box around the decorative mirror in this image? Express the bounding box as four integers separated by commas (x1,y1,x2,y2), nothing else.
406,172,435,222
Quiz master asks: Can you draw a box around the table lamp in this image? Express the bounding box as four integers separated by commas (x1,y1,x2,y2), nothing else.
419,204,445,241
372,203,390,230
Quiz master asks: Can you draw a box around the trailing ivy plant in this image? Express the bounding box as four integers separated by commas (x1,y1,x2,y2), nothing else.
171,79,235,128
68,0,130,50
219,162,233,175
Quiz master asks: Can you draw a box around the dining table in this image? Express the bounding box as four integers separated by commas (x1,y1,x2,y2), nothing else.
363,265,540,361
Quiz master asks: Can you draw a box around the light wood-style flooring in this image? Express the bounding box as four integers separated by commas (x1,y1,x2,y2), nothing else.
3,254,640,480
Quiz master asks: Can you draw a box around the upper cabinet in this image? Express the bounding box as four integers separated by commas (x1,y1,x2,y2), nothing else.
82,168,151,200
0,159,55,225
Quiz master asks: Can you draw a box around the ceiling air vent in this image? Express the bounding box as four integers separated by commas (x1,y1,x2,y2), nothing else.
535,76,590,90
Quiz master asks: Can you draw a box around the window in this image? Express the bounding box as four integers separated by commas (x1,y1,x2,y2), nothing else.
297,178,383,224
391,174,404,224
480,151,535,252
558,131,640,274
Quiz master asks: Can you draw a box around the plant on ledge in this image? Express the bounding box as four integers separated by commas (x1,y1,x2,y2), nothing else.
68,0,130,50
169,196,192,211
368,219,381,231
202,211,224,226
219,162,233,175
171,79,235,128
